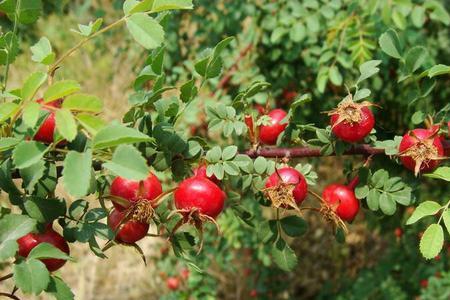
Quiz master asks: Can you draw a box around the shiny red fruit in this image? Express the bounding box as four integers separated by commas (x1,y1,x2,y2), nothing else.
265,167,308,204
259,109,288,145
330,106,375,142
193,165,220,185
322,184,359,222
108,209,149,244
399,128,444,174
174,177,226,218
33,99,62,144
110,172,163,211
166,277,180,290
17,226,70,272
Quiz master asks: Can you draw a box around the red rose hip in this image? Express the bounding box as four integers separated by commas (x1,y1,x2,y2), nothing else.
108,209,149,244
17,225,70,272
174,176,226,218
328,98,375,143
265,167,308,205
259,109,288,145
322,184,359,222
33,98,62,144
110,172,163,210
166,277,180,290
399,128,444,175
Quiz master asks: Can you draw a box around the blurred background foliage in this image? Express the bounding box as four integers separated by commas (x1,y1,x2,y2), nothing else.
1,0,449,299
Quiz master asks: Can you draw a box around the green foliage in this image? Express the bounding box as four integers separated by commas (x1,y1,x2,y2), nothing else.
0,0,449,298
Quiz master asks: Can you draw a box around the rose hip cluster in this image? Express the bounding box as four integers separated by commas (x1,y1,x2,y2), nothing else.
107,164,226,245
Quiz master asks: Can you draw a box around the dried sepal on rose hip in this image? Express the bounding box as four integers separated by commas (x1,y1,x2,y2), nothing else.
398,126,445,176
108,209,149,244
106,172,166,246
327,95,375,143
322,181,360,222
263,167,308,211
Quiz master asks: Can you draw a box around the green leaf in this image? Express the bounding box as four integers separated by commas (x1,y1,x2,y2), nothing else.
420,224,444,260
151,0,193,12
55,109,77,142
123,0,140,14
20,160,46,193
355,185,369,199
404,46,428,73
126,13,164,49
280,216,308,237
411,6,426,27
0,0,43,25
103,145,150,180
223,161,239,176
24,197,66,223
424,167,450,182
12,141,48,169
0,215,36,261
28,243,72,261
180,78,197,103
21,71,47,101
206,146,222,163
62,94,103,113
72,18,103,37
46,276,74,300
442,210,450,236
379,193,396,215
367,189,380,211
353,88,371,101
427,64,450,78
271,240,297,271
357,60,382,83
63,150,93,197
0,32,19,65
30,37,55,65
378,29,402,59
254,157,267,174
0,137,20,152
222,146,238,161
44,80,81,103
76,113,106,135
92,124,152,149
13,258,50,295
0,102,19,123
290,22,306,42
406,201,442,225
22,101,41,128
329,66,343,86
371,169,388,188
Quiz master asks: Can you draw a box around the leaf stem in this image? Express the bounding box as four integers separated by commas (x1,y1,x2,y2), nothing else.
47,17,127,77
2,0,21,94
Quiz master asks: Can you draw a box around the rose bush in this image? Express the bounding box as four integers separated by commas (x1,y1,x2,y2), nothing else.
0,0,449,299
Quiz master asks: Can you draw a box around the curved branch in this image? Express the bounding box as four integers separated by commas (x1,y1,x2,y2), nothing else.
247,140,450,158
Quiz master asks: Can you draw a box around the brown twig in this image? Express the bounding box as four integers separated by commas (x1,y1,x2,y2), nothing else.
0,274,12,282
0,293,21,300
9,140,450,179
212,43,253,95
